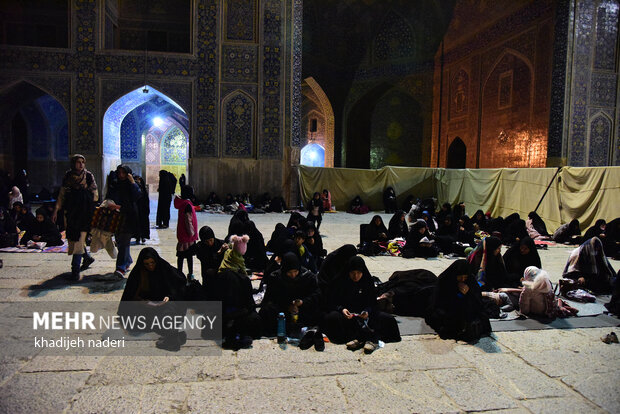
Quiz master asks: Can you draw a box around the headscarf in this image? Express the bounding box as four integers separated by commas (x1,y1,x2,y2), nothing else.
527,211,550,237
365,215,388,242
281,252,301,274
522,266,552,293
583,219,606,241
119,247,187,302
317,244,358,293
436,259,476,298
388,210,408,239
563,237,615,282
8,186,23,209
467,236,506,289
199,225,215,241
503,236,541,282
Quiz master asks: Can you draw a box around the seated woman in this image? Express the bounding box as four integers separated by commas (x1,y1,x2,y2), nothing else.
520,266,576,318
402,219,438,258
316,244,358,298
20,208,63,246
0,207,18,248
502,237,541,287
321,189,332,212
562,237,616,294
195,226,228,277
387,210,408,240
360,215,388,256
118,248,188,351
583,219,606,242
552,219,581,244
259,253,321,336
467,236,507,290
349,195,369,215
471,210,487,231
305,223,326,264
526,211,551,240
383,187,397,214
502,213,527,245
376,269,438,316
321,256,400,353
425,259,492,342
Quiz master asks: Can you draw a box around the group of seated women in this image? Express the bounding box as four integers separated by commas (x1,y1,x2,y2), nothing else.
0,202,63,248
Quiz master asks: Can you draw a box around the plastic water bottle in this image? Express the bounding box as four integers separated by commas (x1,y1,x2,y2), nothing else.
277,312,286,343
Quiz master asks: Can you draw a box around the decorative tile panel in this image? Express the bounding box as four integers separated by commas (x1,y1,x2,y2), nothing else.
588,114,611,166
373,10,415,62
594,1,618,70
590,72,617,107
226,0,256,42
120,113,139,161
223,92,255,157
222,45,258,82
161,126,188,165
291,0,302,148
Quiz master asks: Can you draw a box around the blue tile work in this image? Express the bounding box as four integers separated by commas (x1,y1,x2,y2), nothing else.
373,10,415,62
222,45,258,83
590,72,617,107
56,124,69,161
21,103,48,160
120,113,139,162
226,0,256,41
594,1,618,70
36,95,68,161
568,0,619,166
548,0,570,159
0,0,291,165
223,92,255,157
588,114,611,166
291,0,303,148
260,0,283,158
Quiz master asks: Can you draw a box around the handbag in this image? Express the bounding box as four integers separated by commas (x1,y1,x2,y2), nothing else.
556,278,579,297
91,206,123,233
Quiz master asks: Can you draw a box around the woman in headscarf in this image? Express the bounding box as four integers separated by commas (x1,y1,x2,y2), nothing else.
118,247,188,351
321,256,400,353
21,208,63,246
266,223,288,254
502,237,541,287
349,195,369,215
552,219,581,244
402,219,438,258
174,195,198,279
503,214,528,245
305,223,326,266
562,237,616,294
435,214,462,255
307,191,324,230
583,219,606,242
321,189,332,212
53,154,98,280
134,176,150,244
0,206,18,248
361,215,388,256
425,259,491,342
467,236,507,290
471,210,487,231
8,186,23,209
383,187,397,214
316,244,358,298
526,211,551,240
259,252,321,336
156,170,174,229
387,210,408,240
518,266,560,318
421,210,437,233
195,225,227,277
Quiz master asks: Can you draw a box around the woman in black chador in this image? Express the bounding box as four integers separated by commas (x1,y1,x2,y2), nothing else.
387,210,408,240
21,208,63,246
360,215,388,256
383,187,397,214
467,236,507,290
503,237,541,286
316,244,358,297
156,170,175,229
321,256,401,353
402,219,438,258
118,247,188,351
259,253,321,336
135,175,150,244
307,191,324,230
425,259,492,342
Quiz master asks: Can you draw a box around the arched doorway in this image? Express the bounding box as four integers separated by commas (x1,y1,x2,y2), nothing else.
447,137,466,168
0,81,69,194
103,86,189,194
302,77,334,167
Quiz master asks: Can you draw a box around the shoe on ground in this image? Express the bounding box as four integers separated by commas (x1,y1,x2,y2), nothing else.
113,269,125,280
80,256,95,271
156,335,181,352
299,329,315,350
363,341,378,354
601,332,619,344
346,339,363,351
68,271,80,281
314,332,325,352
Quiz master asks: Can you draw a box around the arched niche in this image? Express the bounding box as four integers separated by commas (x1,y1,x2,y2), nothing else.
301,77,334,167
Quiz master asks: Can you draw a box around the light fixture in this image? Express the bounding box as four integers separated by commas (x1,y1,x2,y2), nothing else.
153,117,163,127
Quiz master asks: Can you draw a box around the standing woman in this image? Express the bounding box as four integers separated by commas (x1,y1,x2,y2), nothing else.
156,170,173,229
307,191,324,230
135,175,150,244
53,154,98,280
321,189,332,212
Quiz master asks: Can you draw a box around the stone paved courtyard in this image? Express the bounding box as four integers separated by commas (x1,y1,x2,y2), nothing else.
0,205,619,413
